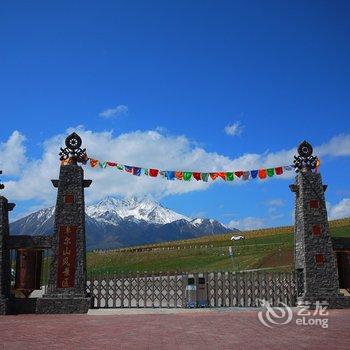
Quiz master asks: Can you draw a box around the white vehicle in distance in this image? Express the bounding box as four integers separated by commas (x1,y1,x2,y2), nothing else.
230,235,244,241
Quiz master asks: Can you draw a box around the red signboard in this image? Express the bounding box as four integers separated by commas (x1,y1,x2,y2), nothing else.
64,194,75,204
315,254,325,265
57,226,77,288
309,200,319,209
312,225,321,237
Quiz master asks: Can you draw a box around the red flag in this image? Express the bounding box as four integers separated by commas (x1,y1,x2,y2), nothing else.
258,169,267,179
218,172,226,180
234,171,243,178
149,169,159,177
107,162,117,167
275,167,283,175
193,172,201,181
210,173,219,180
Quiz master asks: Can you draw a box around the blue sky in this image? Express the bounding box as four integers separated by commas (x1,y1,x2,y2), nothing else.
1,0,350,229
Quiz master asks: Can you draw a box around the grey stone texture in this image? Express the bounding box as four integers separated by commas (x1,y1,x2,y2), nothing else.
36,297,92,314
37,164,92,314
290,169,350,308
0,196,15,315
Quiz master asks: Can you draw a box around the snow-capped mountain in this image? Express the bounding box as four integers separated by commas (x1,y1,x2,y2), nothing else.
86,196,190,225
10,197,235,250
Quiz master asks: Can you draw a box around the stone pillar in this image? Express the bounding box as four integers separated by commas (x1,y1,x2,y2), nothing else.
290,141,349,308
37,133,92,314
0,195,15,314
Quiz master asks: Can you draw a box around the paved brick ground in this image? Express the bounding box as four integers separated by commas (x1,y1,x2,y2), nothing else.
0,309,349,350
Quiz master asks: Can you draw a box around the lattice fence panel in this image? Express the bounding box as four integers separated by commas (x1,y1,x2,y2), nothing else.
88,271,296,309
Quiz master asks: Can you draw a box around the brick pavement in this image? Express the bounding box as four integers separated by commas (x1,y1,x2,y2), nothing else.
0,309,349,350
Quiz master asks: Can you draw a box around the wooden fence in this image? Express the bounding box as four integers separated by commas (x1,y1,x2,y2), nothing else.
87,271,296,308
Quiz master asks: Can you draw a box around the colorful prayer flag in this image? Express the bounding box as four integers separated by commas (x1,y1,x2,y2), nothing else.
201,173,209,182
183,172,192,181
193,172,201,181
250,170,258,179
275,167,283,175
132,167,141,176
166,171,175,180
149,169,159,177
242,171,250,180
267,168,275,177
218,172,226,180
85,156,294,183
90,159,99,168
107,162,117,167
175,171,183,180
315,158,321,173
258,169,267,179
225,172,234,181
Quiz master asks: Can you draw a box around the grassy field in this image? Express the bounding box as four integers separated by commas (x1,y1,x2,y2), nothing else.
86,218,350,276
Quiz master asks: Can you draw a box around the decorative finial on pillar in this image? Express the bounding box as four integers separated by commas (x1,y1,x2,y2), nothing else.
293,140,318,173
59,132,88,165
0,170,4,190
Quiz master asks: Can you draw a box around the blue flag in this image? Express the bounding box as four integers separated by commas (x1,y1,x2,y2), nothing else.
166,171,175,180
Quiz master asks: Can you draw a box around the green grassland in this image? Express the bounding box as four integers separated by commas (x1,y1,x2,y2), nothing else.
86,218,350,276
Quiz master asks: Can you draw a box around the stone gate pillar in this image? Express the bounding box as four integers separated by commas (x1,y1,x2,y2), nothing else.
290,141,349,308
0,176,16,314
37,133,92,314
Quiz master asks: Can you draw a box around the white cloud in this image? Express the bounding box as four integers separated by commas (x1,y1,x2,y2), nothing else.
99,105,128,119
328,198,350,219
2,129,350,210
224,122,244,136
266,199,285,207
0,131,27,176
316,134,350,157
266,198,285,220
191,211,207,219
228,217,265,231
268,208,284,220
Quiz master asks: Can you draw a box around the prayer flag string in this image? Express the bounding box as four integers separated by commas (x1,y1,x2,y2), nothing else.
64,156,302,182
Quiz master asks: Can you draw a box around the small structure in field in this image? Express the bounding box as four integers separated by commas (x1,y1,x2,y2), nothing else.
231,235,244,241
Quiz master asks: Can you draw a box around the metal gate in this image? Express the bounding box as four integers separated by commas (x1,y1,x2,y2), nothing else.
87,271,296,308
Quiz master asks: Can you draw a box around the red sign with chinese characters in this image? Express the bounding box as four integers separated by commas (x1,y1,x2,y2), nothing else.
57,226,77,288
309,200,320,209
312,225,321,237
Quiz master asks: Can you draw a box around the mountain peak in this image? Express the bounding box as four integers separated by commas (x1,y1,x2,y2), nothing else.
10,196,234,250
121,195,157,207
86,195,190,225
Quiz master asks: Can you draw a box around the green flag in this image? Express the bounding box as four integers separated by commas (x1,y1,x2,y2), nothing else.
267,168,275,177
225,172,234,181
183,172,192,181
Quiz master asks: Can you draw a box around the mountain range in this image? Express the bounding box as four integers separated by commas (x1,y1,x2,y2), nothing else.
10,197,235,250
